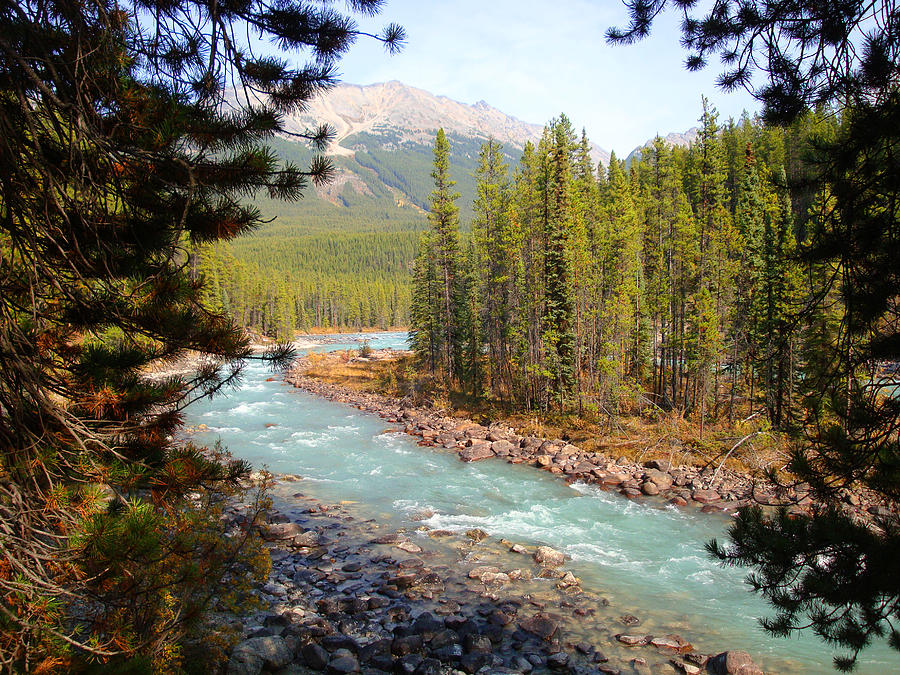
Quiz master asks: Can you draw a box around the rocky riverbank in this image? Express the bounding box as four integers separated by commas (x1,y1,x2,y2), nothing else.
212,475,766,675
284,359,888,525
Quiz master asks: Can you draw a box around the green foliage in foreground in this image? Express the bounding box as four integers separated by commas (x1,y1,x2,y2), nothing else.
0,0,400,669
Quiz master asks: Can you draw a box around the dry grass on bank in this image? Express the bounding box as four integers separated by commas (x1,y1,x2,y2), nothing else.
298,350,792,476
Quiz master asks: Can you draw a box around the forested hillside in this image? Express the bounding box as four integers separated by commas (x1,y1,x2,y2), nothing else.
199,83,607,335
411,102,835,432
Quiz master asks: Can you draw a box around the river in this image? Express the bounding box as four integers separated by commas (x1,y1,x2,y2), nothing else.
187,331,897,674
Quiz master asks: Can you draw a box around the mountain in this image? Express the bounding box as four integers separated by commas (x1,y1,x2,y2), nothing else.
252,81,611,231
624,127,699,166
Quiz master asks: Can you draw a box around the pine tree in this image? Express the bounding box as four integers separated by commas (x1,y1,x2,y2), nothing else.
612,3,900,666
0,0,402,667
684,98,732,427
734,144,768,418
511,141,546,408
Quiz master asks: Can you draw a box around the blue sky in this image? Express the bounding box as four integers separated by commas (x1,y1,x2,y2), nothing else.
324,0,760,155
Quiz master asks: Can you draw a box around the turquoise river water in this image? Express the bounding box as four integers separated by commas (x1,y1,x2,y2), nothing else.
187,332,898,674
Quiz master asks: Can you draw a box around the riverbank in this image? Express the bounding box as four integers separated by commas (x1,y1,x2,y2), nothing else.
168,335,895,673
285,351,889,524
210,473,764,675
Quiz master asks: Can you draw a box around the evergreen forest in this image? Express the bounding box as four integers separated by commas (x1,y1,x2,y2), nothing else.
411,102,830,431
197,132,523,336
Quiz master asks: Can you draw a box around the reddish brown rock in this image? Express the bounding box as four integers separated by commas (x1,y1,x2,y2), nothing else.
692,488,722,504
615,634,651,646
708,650,764,675
641,481,660,496
458,442,494,462
533,545,566,567
518,613,560,640
650,635,693,653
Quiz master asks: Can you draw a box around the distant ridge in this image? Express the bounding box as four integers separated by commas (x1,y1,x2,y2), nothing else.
625,127,700,165
251,81,700,230
283,81,612,167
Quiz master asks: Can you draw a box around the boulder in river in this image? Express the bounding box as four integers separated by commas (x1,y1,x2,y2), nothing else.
709,650,764,675
261,522,303,541
491,439,515,455
649,634,693,653
458,442,494,462
641,481,660,496
533,545,565,567
518,612,560,640
692,488,722,504
615,634,651,646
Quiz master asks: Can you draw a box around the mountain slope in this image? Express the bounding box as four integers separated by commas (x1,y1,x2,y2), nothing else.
253,81,611,231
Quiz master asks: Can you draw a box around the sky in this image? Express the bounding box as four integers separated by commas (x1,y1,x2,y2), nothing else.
322,0,761,156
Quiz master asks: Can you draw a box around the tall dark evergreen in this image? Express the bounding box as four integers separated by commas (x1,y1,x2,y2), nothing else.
472,138,516,399
0,0,401,668
541,117,577,409
410,233,441,375
411,129,465,383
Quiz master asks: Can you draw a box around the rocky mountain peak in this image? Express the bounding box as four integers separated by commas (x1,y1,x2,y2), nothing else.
280,81,611,166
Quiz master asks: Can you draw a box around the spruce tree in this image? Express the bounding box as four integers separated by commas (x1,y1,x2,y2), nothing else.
541,118,577,410
426,129,464,384
473,138,516,399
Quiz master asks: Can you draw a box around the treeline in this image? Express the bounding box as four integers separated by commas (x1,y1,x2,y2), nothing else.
411,102,836,429
197,230,416,337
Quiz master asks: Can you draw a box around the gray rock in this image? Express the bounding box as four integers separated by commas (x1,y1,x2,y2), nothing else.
373,533,407,545
396,654,424,675
492,440,515,456
518,613,560,641
327,654,360,674
292,530,320,547
263,581,288,596
301,643,331,670
263,522,303,541
415,657,443,675
431,644,463,661
413,612,443,636
321,634,360,653
513,656,534,673
459,652,492,674
226,649,262,675
463,633,492,654
546,652,569,669
392,634,424,656
459,441,494,462
229,637,292,675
